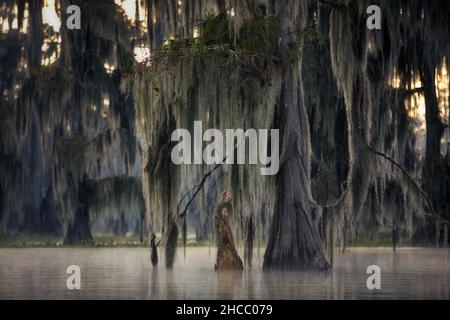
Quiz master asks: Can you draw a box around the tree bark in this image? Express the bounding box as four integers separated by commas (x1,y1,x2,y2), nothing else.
420,65,448,245
444,223,448,248
64,175,93,244
263,0,330,271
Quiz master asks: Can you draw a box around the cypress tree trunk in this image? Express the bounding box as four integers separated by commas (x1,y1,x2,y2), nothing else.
64,175,93,244
421,66,444,164
420,65,447,246
263,0,330,270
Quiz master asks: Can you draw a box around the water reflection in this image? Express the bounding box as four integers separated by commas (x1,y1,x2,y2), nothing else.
0,247,449,299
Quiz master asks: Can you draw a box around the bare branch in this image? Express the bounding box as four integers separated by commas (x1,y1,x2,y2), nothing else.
368,143,450,226
177,161,224,220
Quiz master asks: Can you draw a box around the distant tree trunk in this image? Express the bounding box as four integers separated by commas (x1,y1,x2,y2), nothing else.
263,1,330,271
444,224,449,248
435,221,441,247
165,215,178,268
27,0,43,69
244,214,254,267
421,66,444,164
420,65,447,246
64,175,93,244
139,207,145,243
0,184,3,223
217,0,226,15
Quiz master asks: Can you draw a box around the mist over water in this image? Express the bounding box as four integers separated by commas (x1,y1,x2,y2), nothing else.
0,247,449,299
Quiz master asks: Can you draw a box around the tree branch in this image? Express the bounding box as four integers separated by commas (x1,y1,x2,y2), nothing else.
177,162,224,220
367,143,450,226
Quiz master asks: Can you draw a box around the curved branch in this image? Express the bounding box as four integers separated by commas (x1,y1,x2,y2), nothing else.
367,143,449,226
177,162,224,220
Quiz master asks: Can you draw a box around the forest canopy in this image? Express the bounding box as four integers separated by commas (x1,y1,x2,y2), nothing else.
0,0,449,270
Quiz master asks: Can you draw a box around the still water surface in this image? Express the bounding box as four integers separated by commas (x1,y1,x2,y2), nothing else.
0,247,449,299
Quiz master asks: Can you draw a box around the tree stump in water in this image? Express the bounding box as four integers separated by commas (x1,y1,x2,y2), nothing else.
214,193,243,270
